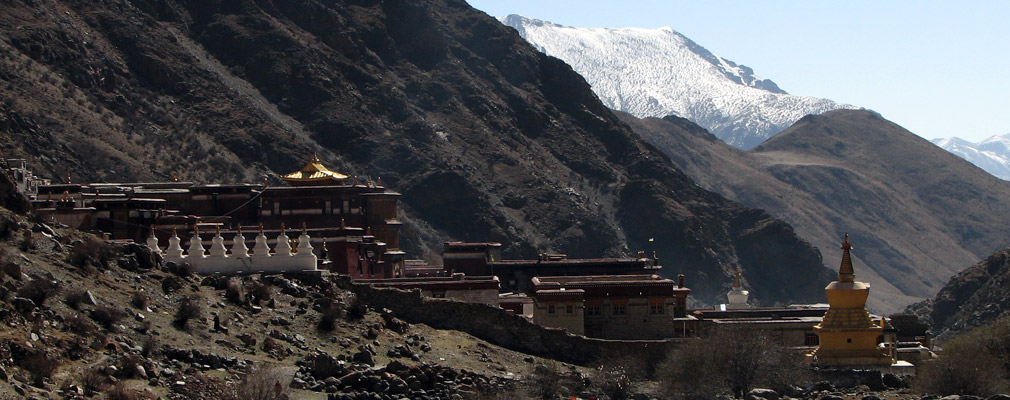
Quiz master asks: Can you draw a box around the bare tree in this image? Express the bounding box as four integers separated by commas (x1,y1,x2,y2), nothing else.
661,327,810,399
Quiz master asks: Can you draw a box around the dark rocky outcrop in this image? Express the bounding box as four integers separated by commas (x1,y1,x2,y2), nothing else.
906,247,1010,339
0,0,831,304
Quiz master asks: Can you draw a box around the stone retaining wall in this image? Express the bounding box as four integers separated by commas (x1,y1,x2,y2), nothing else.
338,275,680,366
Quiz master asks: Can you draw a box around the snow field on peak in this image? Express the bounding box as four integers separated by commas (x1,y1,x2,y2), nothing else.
501,15,857,149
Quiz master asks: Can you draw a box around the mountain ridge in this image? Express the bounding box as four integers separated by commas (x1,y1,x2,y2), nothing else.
618,109,1010,313
500,14,858,149
932,134,1010,180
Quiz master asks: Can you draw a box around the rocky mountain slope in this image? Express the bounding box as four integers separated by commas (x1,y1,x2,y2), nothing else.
906,246,1010,340
0,0,833,304
618,109,1010,314
0,199,635,398
500,15,858,149
933,135,1010,180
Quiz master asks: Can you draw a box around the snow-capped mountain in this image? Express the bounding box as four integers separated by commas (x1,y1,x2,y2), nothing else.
500,15,858,149
932,135,1010,180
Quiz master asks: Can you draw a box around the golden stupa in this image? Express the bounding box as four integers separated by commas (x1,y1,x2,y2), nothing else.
810,234,894,367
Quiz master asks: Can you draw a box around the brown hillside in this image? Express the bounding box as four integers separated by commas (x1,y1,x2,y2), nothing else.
619,110,1010,313
0,0,832,304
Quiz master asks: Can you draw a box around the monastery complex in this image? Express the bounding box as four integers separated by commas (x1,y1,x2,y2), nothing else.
3,157,932,372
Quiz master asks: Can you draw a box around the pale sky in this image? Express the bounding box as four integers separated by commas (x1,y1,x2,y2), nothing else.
467,0,1010,142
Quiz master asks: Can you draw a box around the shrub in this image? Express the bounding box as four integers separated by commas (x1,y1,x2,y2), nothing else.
63,288,91,310
104,382,141,400
140,335,158,357
660,327,811,399
246,280,272,304
914,315,1010,396
68,236,113,271
594,365,632,400
233,366,291,400
345,293,366,320
21,352,60,386
89,305,127,331
174,296,203,329
225,278,246,305
130,291,148,309
78,366,107,396
64,311,99,336
316,298,344,332
17,278,59,306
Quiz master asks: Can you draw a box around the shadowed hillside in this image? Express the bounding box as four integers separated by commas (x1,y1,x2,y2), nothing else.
619,109,1010,313
906,246,1010,340
0,0,832,304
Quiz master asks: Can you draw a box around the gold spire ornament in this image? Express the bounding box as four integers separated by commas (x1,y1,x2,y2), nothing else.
839,233,855,283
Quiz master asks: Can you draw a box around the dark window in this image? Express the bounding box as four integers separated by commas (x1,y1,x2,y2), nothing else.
650,302,664,315
613,303,627,315
586,305,601,316
548,304,556,314
805,333,820,346
566,305,574,314
847,338,852,343
432,291,446,298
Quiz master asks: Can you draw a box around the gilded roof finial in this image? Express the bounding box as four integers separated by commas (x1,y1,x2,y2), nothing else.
302,221,307,235
172,226,178,237
259,223,264,236
839,233,855,283
376,176,383,187
193,224,200,236
149,224,156,238
733,268,743,289
311,153,320,163
215,225,221,236
236,224,243,234
340,218,346,229
280,223,286,235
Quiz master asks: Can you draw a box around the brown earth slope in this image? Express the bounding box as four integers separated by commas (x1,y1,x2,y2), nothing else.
0,0,832,304
619,110,1010,314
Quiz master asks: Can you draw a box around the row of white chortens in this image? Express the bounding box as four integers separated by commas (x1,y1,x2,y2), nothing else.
146,227,318,274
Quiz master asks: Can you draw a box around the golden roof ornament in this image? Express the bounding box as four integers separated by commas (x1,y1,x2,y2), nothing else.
236,224,243,234
733,268,743,290
149,225,156,238
280,223,286,235
839,233,855,283
301,222,307,235
259,223,265,236
280,156,348,184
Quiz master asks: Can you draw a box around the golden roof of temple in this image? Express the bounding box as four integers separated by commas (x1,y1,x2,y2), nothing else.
280,155,348,183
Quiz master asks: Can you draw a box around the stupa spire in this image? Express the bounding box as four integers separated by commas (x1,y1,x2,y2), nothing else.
838,233,855,283
732,268,743,290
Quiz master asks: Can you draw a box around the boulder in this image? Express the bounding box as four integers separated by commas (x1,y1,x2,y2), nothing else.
747,388,779,400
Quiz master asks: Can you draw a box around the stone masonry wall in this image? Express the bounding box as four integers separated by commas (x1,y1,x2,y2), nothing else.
338,276,680,366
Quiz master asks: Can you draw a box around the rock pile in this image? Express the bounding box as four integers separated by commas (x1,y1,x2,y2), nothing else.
294,351,511,400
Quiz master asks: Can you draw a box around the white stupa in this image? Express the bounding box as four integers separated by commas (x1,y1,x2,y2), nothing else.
726,268,750,309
